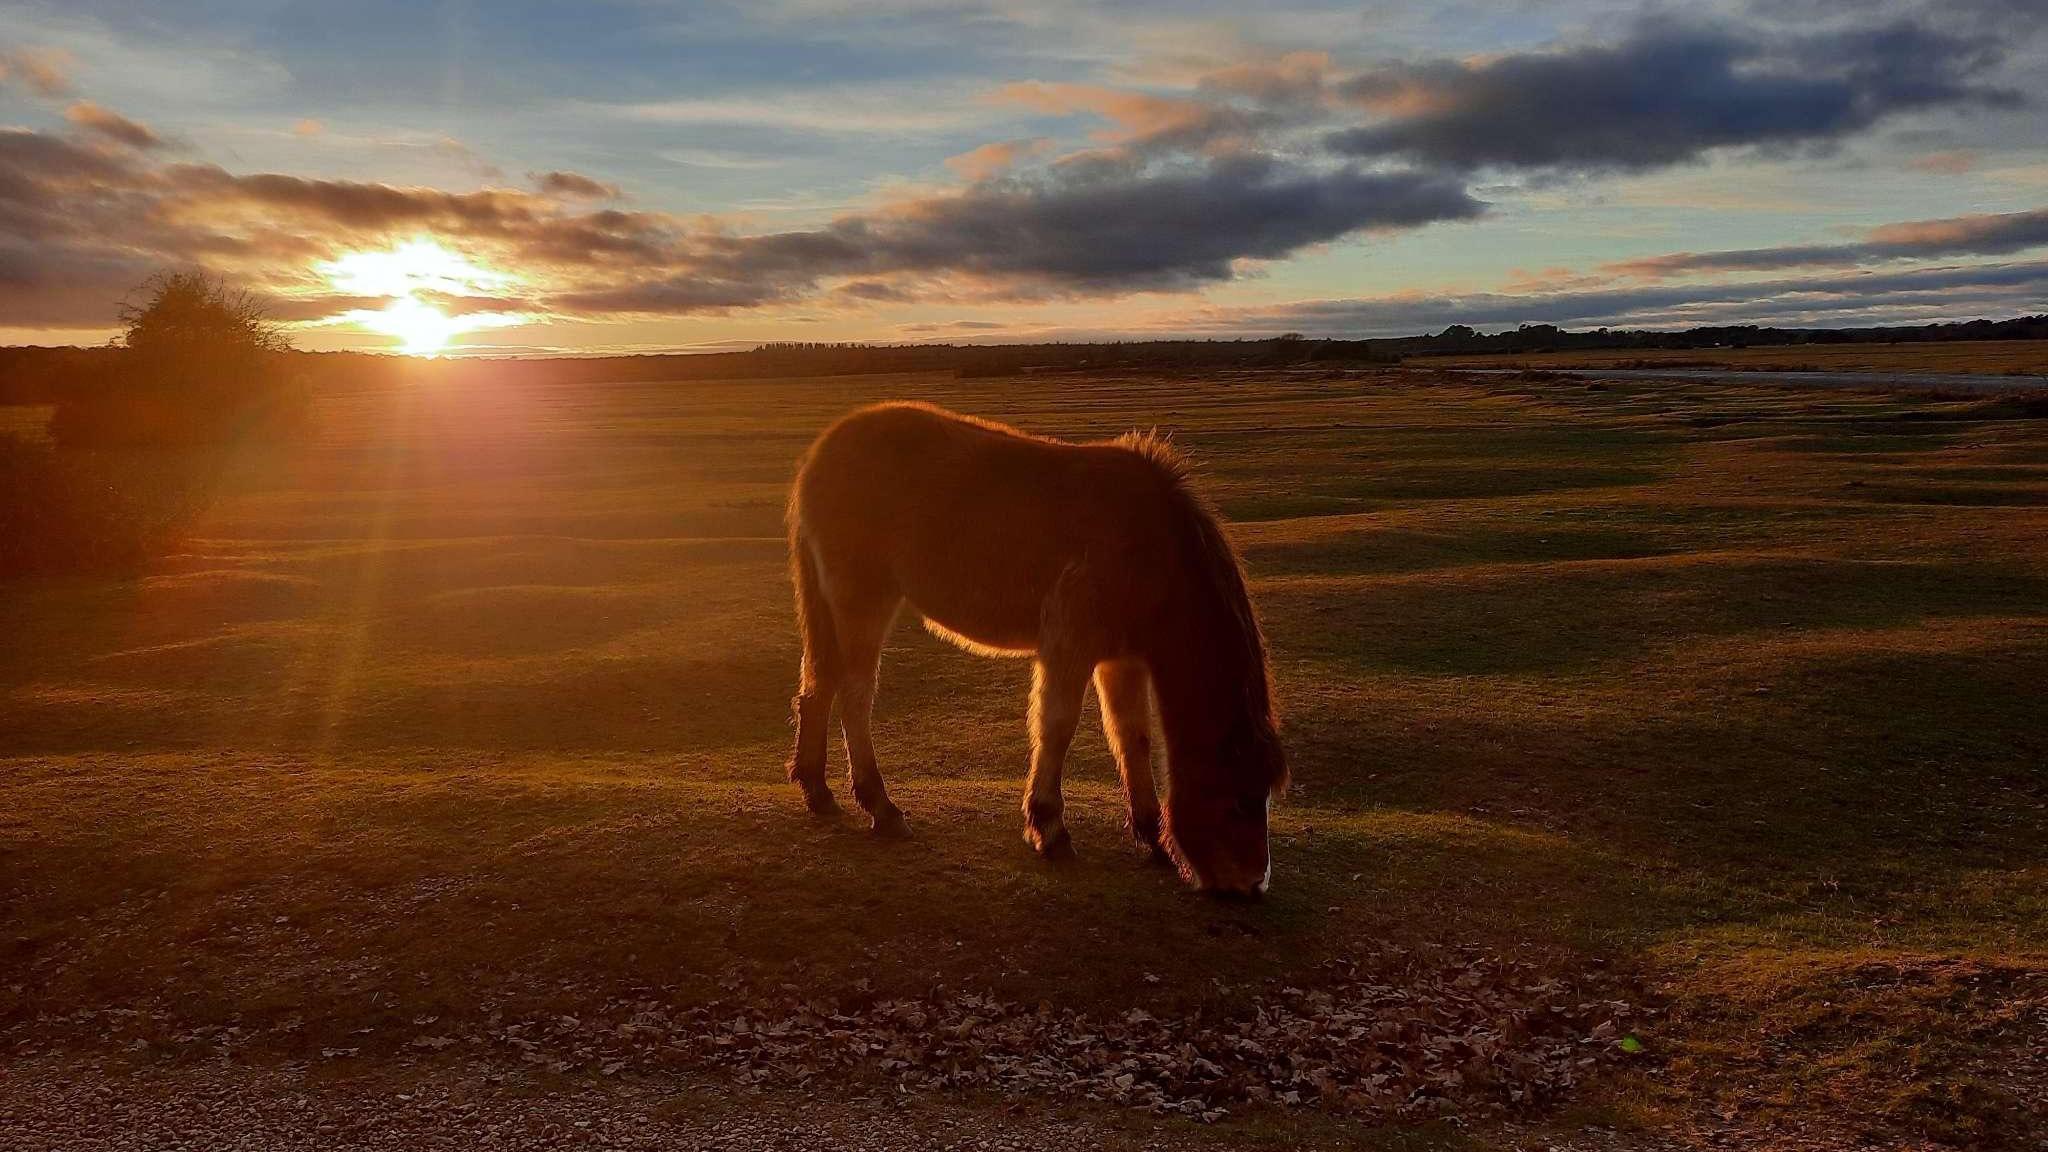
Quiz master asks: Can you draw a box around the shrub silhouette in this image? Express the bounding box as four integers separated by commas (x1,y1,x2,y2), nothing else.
0,434,198,579
49,272,309,448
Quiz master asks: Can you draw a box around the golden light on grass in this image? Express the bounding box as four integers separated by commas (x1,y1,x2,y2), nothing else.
316,238,530,355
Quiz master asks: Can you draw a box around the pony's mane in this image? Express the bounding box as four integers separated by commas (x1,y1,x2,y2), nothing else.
1110,429,1282,788
1111,428,1192,483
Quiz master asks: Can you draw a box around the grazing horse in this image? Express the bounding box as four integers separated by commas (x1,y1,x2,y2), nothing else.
784,402,1285,896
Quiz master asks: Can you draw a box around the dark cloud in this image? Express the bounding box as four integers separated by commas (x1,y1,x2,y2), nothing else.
164,165,545,233
545,155,1484,314
64,101,163,150
551,276,791,314
0,239,156,328
856,155,1482,292
1329,19,2022,174
1604,207,2048,278
833,279,915,303
532,170,621,200
121,149,1475,310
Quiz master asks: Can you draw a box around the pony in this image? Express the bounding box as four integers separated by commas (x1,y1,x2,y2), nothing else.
784,402,1285,896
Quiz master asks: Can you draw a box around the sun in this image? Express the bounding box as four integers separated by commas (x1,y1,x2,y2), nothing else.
312,238,531,355
358,296,464,355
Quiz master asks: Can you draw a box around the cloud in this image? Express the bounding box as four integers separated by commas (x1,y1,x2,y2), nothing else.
1193,50,1333,107
63,101,162,150
944,137,1054,180
1604,206,2048,278
603,85,993,134
1866,207,2048,251
562,153,1484,313
532,170,622,200
835,154,1483,294
1328,19,2022,174
0,46,73,97
0,110,1482,328
992,82,1277,155
0,238,156,328
421,152,1485,312
1906,149,1979,174
292,118,324,138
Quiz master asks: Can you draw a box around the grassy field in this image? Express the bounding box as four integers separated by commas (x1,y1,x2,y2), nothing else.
1414,339,2048,376
3,368,2044,1147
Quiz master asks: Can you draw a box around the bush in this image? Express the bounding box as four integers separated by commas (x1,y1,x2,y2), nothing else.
0,435,199,579
50,272,310,448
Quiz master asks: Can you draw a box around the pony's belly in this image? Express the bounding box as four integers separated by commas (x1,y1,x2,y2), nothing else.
919,614,1038,658
894,550,1058,657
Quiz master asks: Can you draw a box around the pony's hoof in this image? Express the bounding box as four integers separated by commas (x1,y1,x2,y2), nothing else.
798,781,841,816
1128,813,1165,860
1030,824,1076,862
870,807,912,839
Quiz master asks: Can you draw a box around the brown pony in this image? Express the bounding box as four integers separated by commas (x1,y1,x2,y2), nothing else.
785,402,1285,895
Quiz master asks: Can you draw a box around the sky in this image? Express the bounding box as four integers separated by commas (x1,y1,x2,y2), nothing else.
2,0,2046,355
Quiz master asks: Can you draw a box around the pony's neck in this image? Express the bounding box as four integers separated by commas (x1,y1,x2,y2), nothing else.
1143,512,1272,758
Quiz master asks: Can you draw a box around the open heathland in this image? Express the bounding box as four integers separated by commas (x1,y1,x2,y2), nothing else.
2,368,2043,1149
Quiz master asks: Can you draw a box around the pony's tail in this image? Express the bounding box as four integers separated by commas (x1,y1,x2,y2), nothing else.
790,530,842,698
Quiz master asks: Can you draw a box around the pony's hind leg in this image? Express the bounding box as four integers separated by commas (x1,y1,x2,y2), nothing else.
1095,658,1165,861
788,540,841,814
832,586,911,838
1024,655,1090,860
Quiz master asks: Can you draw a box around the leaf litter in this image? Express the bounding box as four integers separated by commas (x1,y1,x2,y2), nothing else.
505,946,1643,1125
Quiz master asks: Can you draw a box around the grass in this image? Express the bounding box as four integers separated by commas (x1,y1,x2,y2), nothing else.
2,369,2044,1146
1414,339,2048,376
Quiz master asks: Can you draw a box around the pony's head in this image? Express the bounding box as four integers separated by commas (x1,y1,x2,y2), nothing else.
1162,715,1286,897
1119,428,1286,897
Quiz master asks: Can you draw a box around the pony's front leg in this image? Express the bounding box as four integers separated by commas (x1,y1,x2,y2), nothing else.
1024,656,1089,860
1095,658,1166,861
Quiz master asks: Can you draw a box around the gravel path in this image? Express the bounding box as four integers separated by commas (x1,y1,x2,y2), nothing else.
3,1058,1171,1152
0,1059,1966,1152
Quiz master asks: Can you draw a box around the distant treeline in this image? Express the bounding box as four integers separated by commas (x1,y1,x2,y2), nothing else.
6,314,2046,401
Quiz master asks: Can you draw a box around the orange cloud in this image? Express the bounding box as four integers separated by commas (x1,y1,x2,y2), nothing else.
943,137,1053,181
1193,50,1332,105
0,46,73,97
989,82,1262,153
1865,209,2048,249
65,101,163,150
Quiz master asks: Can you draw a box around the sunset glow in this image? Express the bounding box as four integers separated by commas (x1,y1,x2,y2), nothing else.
320,239,515,301
341,295,511,356
316,240,530,355
2,3,2043,351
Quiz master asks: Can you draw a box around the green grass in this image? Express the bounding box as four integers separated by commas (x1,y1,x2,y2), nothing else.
2,371,2043,1146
